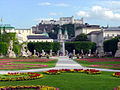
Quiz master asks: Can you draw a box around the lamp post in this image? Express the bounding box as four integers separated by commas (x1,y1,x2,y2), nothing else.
62,40,65,56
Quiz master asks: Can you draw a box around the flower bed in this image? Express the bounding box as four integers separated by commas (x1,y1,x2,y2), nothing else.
0,72,43,81
0,85,59,90
43,70,61,75
43,69,101,75
84,69,101,74
112,72,120,78
0,59,55,70
114,86,120,90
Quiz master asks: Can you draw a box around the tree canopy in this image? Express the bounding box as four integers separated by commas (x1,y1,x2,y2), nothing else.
75,33,88,41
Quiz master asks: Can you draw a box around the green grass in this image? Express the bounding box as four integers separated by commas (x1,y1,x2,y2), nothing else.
0,72,119,90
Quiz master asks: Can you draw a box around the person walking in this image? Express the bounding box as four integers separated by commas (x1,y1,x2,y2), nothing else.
69,53,73,59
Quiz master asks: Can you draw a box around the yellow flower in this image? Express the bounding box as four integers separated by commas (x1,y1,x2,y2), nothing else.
0,86,5,88
47,87,55,90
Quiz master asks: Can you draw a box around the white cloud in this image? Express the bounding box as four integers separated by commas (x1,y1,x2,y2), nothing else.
94,0,120,12
76,5,120,21
39,2,69,7
49,13,57,16
76,11,89,17
55,3,69,7
39,2,51,6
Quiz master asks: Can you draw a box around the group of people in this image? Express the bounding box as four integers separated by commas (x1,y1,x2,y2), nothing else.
68,52,85,59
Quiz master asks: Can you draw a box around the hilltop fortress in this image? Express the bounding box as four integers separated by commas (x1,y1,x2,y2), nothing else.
41,16,84,25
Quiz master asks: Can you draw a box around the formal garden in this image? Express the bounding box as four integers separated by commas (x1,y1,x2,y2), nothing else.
0,28,120,90
0,70,120,90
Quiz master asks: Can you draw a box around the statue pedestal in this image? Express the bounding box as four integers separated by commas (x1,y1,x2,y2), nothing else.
9,52,16,58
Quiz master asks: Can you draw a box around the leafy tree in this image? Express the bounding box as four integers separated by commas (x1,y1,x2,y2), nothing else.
0,27,20,55
75,33,88,41
0,42,9,55
49,24,74,39
103,37,120,55
62,24,74,38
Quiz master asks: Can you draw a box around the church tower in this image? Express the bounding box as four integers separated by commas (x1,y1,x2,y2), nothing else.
64,28,68,40
57,28,63,42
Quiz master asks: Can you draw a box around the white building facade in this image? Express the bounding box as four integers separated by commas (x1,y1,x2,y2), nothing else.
103,27,120,40
0,24,53,43
75,24,101,37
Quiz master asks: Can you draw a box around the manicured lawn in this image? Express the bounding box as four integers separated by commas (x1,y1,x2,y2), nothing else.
74,58,120,70
0,71,119,90
0,58,57,70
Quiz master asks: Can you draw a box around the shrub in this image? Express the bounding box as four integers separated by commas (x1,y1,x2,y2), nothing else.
65,41,96,54
52,42,60,53
28,42,60,54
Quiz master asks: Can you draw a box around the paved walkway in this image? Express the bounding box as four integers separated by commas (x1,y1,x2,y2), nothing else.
0,56,120,74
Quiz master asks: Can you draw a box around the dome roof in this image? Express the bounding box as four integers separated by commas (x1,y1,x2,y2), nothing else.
42,32,49,37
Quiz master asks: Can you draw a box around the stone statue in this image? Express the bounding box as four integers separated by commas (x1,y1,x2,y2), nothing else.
50,49,52,57
65,50,68,56
81,49,84,58
21,44,32,57
76,53,80,58
33,49,38,57
73,49,76,56
7,40,16,58
95,50,98,54
27,50,32,56
115,39,120,57
88,49,91,56
81,49,84,54
57,50,59,56
42,50,45,57
94,49,98,57
21,44,28,57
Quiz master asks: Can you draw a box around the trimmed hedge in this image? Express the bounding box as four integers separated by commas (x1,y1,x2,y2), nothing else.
0,42,9,55
103,37,120,55
65,41,96,54
27,42,60,54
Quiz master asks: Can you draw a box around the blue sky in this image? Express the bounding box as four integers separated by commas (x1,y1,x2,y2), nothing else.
0,0,120,28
